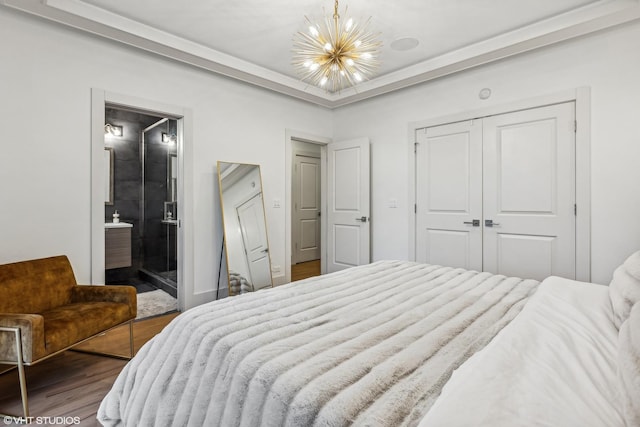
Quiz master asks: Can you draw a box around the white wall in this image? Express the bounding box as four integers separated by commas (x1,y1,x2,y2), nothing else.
2,7,638,293
332,20,640,284
0,9,332,297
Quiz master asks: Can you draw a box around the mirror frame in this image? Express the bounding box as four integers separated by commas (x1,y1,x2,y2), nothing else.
104,147,114,205
217,161,273,296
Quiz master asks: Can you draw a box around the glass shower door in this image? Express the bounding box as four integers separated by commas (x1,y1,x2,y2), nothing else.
141,118,178,293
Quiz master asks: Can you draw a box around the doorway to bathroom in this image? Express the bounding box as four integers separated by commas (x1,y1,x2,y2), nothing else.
104,106,179,313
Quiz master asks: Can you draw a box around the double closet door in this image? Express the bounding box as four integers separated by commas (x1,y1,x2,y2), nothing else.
415,102,576,281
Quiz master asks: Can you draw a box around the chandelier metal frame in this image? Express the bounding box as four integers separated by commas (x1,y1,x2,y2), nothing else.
292,0,382,93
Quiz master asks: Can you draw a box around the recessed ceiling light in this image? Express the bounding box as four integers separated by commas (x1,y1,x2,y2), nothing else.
390,37,419,51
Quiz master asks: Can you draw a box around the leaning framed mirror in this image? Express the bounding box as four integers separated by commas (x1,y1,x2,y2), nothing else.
217,161,273,296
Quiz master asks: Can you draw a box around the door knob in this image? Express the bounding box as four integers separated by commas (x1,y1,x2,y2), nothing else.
485,219,500,227
463,219,480,227
355,216,369,222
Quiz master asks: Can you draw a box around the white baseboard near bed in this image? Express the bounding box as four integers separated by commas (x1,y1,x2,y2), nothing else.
272,273,287,286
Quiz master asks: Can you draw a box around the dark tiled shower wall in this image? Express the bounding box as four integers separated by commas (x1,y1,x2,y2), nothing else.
104,108,165,283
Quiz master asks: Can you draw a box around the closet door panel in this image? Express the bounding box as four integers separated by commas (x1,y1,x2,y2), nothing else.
483,102,576,281
421,229,473,269
416,120,483,271
498,121,555,213
496,234,555,279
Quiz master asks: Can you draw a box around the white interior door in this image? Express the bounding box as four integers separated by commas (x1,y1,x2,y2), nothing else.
483,103,576,280
416,120,483,271
293,155,321,264
415,102,576,281
327,138,370,272
237,193,272,290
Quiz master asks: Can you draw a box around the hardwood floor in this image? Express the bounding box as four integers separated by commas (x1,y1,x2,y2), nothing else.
291,259,321,282
0,312,179,426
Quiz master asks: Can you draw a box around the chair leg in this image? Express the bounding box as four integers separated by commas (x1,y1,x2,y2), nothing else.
17,358,28,419
2,320,134,419
0,326,29,419
128,320,135,358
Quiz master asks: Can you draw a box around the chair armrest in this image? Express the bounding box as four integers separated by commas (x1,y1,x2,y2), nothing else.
71,285,137,319
0,314,45,364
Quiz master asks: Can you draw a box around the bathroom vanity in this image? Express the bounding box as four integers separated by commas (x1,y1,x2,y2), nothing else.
105,222,132,269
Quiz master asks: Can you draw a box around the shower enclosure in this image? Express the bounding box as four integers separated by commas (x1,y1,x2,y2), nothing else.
139,118,178,297
103,107,178,298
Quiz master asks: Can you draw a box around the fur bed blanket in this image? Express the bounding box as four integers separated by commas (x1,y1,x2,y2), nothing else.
98,261,538,427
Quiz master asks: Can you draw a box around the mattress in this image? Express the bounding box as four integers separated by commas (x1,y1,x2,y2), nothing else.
97,260,538,427
419,276,625,427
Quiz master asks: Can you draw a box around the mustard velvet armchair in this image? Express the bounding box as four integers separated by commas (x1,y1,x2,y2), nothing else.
0,255,137,419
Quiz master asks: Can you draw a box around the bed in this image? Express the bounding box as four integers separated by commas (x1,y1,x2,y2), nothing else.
97,256,640,427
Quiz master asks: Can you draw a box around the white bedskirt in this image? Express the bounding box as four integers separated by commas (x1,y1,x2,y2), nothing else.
98,261,538,427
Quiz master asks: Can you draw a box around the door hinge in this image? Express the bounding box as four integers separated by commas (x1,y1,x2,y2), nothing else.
414,142,418,154
414,204,417,214
574,120,577,133
574,204,577,216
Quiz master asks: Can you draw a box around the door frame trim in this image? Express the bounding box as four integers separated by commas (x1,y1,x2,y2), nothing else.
285,130,332,285
91,89,195,310
407,87,591,282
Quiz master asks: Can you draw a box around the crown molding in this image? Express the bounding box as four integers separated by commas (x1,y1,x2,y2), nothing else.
3,0,640,109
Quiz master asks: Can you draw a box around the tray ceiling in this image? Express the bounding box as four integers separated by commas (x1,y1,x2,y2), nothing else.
3,0,639,108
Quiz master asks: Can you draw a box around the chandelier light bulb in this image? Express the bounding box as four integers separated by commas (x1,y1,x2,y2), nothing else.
292,0,382,93
345,18,353,31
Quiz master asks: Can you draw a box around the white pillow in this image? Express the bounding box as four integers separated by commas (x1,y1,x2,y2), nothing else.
625,251,640,279
609,251,640,329
618,302,640,426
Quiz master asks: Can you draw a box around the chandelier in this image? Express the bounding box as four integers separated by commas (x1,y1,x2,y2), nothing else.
292,0,381,93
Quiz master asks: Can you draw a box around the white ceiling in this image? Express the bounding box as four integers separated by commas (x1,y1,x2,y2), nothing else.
3,0,640,108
